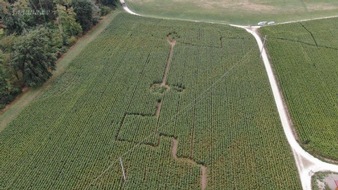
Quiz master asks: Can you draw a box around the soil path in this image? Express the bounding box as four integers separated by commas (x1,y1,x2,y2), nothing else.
171,138,178,159
154,37,176,119
200,166,207,190
155,101,162,119
171,139,207,190
161,37,176,86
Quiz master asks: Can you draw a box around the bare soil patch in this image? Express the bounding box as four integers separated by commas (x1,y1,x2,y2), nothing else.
155,101,162,119
161,35,176,86
201,166,207,190
150,83,169,94
307,3,338,11
186,0,277,12
172,138,178,159
131,0,276,11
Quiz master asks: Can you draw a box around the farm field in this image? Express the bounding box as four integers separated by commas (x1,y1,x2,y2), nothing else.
260,18,338,161
0,13,301,189
125,0,338,25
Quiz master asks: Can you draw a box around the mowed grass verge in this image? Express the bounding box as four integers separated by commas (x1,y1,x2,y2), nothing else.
126,0,338,25
0,13,301,189
260,18,338,161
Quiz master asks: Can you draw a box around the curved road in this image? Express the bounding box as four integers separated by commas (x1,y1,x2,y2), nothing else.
120,0,139,15
119,1,338,189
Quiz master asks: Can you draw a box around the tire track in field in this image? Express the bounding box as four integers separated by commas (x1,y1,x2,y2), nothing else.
299,23,318,47
269,37,338,51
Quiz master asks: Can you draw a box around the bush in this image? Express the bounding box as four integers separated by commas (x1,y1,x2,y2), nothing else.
100,6,111,16
0,89,21,106
67,36,77,46
11,27,57,87
0,34,17,51
72,0,94,32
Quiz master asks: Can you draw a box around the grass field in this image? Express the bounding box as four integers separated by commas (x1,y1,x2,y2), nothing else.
0,13,301,189
260,18,338,161
126,0,338,25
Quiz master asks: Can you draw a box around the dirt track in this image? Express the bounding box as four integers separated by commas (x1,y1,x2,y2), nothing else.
161,36,176,86
171,139,207,190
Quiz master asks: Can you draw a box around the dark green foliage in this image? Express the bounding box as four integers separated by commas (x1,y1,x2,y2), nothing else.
100,5,111,16
0,50,20,109
0,34,17,51
100,0,117,6
0,0,47,35
1,5,27,35
0,0,112,108
10,27,57,87
56,4,82,44
28,0,57,24
72,0,94,32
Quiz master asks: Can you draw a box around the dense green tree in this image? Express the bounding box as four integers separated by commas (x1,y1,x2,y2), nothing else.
0,34,17,51
10,27,57,87
0,0,35,35
98,0,117,7
0,0,114,108
72,0,93,31
6,0,18,3
0,66,10,109
54,0,71,9
29,0,56,24
1,4,24,34
0,50,19,108
56,3,82,44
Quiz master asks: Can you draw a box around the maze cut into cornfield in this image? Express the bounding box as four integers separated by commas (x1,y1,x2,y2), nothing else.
0,13,301,189
260,18,338,161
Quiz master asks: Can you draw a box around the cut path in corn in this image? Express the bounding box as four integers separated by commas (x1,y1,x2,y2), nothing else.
155,35,175,118
171,139,207,190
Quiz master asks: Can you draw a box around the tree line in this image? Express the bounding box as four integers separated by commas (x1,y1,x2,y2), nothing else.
0,0,117,109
